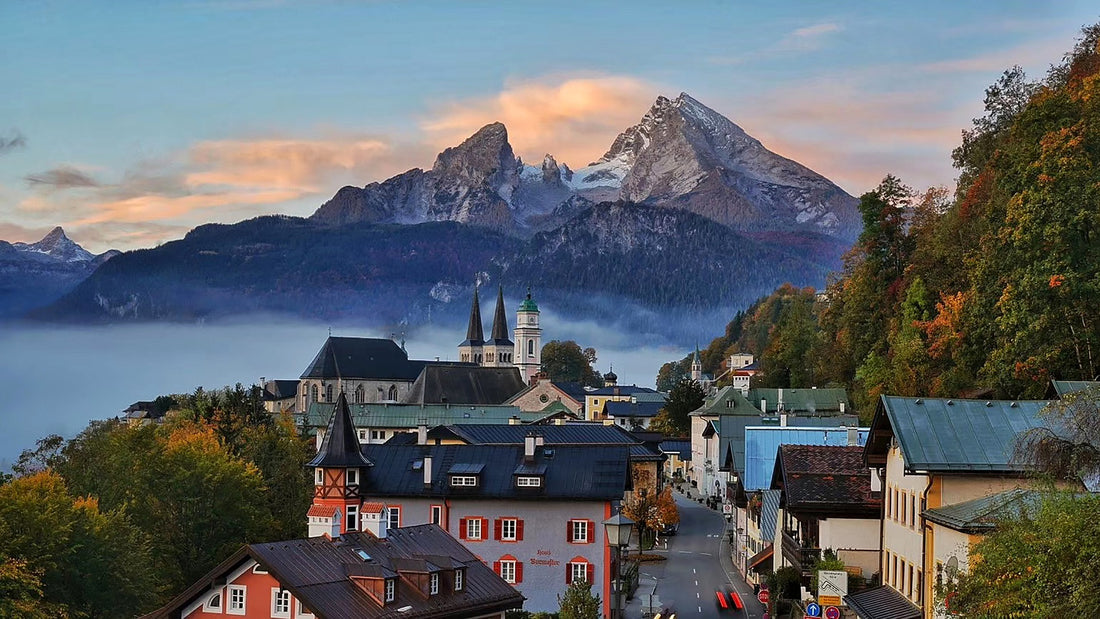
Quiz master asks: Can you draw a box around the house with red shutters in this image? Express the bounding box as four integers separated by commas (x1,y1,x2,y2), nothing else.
307,394,632,614
142,525,524,619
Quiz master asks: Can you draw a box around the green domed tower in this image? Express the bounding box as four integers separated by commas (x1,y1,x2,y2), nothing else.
513,287,541,384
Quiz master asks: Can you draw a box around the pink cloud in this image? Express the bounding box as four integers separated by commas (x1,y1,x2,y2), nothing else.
423,76,659,167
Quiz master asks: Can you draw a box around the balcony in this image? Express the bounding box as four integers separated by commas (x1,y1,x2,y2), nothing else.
781,530,822,576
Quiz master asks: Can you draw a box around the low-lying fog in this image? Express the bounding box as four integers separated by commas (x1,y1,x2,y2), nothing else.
0,309,688,470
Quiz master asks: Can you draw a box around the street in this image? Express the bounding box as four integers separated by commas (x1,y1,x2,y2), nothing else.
625,493,766,619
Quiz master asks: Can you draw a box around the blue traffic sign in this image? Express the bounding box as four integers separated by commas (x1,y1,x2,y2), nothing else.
805,603,821,617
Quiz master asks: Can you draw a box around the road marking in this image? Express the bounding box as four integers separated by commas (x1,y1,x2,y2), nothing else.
698,606,702,613
697,592,700,599
695,580,698,586
693,568,697,574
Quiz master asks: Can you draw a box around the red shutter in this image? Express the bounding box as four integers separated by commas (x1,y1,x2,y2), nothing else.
494,518,503,541
516,561,524,584
493,561,501,575
586,520,595,543
586,563,594,583
516,519,525,541
481,517,489,538
565,563,572,584
566,521,573,543
459,518,468,540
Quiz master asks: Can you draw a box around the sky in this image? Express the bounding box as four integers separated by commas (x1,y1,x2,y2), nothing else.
2,1,1097,253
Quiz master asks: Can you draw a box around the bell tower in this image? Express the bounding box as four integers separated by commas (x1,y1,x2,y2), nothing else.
458,284,485,365
513,288,542,384
306,392,374,536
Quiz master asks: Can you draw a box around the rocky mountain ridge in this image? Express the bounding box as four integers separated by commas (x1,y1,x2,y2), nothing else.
312,92,860,241
1,227,119,319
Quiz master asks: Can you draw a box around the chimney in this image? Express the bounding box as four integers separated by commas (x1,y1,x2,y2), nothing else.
417,424,427,445
761,399,768,413
362,505,388,538
535,435,545,448
423,456,433,486
870,468,883,493
524,434,536,460
780,413,788,427
840,402,846,414
847,427,859,446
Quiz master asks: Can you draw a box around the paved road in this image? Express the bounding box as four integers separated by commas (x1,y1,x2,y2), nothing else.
624,493,766,619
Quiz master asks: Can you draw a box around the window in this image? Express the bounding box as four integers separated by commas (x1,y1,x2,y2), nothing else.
451,475,478,486
431,505,443,526
388,385,398,401
528,339,534,356
388,506,400,529
325,384,333,402
569,519,591,543
347,505,358,531
467,518,482,540
271,588,290,618
310,385,318,404
297,599,315,619
454,569,464,591
901,492,908,525
430,573,439,595
911,494,918,528
567,561,591,584
499,518,519,541
314,468,323,485
203,591,222,612
885,487,892,519
346,468,359,485
227,585,246,614
354,385,364,403
516,476,541,487
371,429,386,441
499,560,517,583
357,429,368,442
385,578,395,602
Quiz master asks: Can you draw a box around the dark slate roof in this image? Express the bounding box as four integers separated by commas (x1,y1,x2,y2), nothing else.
360,443,630,500
307,393,374,469
264,379,300,400
437,423,640,445
771,445,879,516
923,488,1039,533
144,525,523,619
586,385,660,397
461,286,485,346
844,586,921,619
402,365,527,406
553,381,589,402
300,337,425,381
865,396,1053,473
659,440,692,460
604,400,664,418
487,285,512,345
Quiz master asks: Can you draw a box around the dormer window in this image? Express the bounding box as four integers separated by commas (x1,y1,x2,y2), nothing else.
203,592,222,612
430,573,439,595
346,468,359,485
385,578,396,602
454,568,464,591
451,475,477,486
516,476,541,487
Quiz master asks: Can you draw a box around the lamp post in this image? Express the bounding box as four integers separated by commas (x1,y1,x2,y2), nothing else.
603,512,634,619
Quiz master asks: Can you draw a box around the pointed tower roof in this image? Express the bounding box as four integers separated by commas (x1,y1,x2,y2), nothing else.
306,392,373,469
460,285,485,346
489,285,513,345
693,346,702,363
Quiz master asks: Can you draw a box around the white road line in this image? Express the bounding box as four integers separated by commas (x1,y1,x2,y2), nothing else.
694,580,698,586
696,592,700,599
698,606,702,613
693,568,697,574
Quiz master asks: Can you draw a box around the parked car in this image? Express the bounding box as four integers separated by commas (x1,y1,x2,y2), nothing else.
660,521,679,536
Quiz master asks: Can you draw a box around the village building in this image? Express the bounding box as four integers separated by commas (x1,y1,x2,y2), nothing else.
297,337,430,410
849,396,1067,619
506,379,586,416
584,384,664,420
303,403,548,447
307,395,632,615
262,379,299,414
143,526,524,619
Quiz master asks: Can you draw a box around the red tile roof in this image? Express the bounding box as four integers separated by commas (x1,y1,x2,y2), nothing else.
307,504,339,518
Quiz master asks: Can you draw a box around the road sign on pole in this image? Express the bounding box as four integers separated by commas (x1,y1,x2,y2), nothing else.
805,602,822,617
824,607,841,619
758,589,769,604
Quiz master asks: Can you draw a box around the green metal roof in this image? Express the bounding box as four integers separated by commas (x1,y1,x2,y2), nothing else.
690,386,763,417
1051,380,1100,397
923,489,1039,533
302,402,542,430
518,298,539,312
874,396,1052,474
747,387,851,414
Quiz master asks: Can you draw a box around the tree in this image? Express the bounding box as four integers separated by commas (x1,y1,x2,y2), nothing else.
1014,386,1100,487
558,580,601,619
942,491,1100,617
541,341,604,387
652,379,705,437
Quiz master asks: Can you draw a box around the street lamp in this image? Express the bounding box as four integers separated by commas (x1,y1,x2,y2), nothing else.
603,513,634,619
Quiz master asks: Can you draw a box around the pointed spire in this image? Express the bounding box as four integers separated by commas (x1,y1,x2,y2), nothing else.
463,284,484,345
306,392,372,468
490,284,510,341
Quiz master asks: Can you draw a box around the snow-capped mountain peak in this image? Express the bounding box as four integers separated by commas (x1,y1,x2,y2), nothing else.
13,227,95,262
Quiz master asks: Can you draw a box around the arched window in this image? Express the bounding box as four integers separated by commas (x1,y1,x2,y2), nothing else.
528,340,534,356
326,384,334,402
355,385,365,404
310,384,318,405
388,385,398,401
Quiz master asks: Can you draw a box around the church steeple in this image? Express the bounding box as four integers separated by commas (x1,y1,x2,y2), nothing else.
490,285,510,342
307,392,372,469
463,285,485,345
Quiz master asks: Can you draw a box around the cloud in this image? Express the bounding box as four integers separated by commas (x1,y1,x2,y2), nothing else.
776,22,842,52
0,130,26,155
25,166,101,189
0,222,55,244
918,35,1068,75
423,76,659,167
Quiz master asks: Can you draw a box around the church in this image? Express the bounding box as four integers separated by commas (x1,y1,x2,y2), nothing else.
458,285,542,385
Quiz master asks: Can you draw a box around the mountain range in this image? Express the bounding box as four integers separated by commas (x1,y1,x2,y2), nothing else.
0,227,119,319
17,93,861,338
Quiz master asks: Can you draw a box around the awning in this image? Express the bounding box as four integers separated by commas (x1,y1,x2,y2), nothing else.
748,544,773,572
844,586,921,619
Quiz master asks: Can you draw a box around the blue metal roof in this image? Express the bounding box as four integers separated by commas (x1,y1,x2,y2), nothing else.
742,426,868,491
